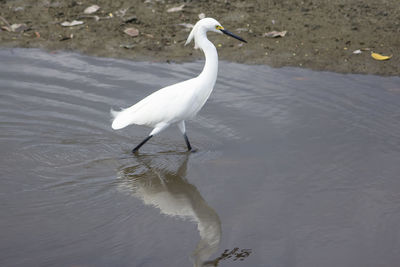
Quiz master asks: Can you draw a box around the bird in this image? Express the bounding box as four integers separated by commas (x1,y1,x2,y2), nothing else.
111,18,247,153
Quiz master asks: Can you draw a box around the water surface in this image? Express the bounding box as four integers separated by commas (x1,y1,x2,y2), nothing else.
1,49,400,267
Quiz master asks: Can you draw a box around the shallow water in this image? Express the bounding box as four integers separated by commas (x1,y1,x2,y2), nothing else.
1,49,400,267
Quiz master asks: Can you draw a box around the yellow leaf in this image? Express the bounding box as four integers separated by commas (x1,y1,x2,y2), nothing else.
371,52,392,61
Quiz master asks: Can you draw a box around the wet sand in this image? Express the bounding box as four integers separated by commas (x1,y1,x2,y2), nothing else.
0,0,399,75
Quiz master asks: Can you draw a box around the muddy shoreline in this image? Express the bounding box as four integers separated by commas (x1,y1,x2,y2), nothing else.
1,0,399,76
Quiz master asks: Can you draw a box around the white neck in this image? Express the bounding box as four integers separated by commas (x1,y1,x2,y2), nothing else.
196,29,218,88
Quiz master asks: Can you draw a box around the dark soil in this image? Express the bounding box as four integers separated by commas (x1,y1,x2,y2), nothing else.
1,0,399,75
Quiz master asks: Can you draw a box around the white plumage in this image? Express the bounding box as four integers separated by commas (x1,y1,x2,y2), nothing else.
111,18,246,153
111,78,212,132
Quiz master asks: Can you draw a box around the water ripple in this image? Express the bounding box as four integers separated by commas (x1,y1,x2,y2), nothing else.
1,48,400,267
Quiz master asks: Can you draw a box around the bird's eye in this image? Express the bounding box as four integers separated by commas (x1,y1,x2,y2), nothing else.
215,25,223,30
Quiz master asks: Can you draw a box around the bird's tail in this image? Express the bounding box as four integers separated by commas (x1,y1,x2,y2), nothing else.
110,108,120,120
110,108,130,130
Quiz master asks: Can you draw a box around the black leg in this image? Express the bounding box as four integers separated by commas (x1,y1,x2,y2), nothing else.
132,135,153,153
183,133,192,151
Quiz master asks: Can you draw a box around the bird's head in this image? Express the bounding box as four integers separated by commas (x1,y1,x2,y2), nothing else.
185,18,247,49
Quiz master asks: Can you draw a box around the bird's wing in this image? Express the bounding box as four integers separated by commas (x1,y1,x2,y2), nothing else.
111,78,199,130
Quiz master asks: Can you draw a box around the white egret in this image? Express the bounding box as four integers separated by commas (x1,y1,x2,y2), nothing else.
111,18,247,153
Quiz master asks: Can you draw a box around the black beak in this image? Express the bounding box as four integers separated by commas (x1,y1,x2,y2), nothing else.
220,29,247,43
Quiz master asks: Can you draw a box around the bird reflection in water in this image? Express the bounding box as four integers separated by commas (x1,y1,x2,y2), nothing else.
117,153,221,267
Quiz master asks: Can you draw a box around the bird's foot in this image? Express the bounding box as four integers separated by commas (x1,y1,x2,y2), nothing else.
188,148,198,153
